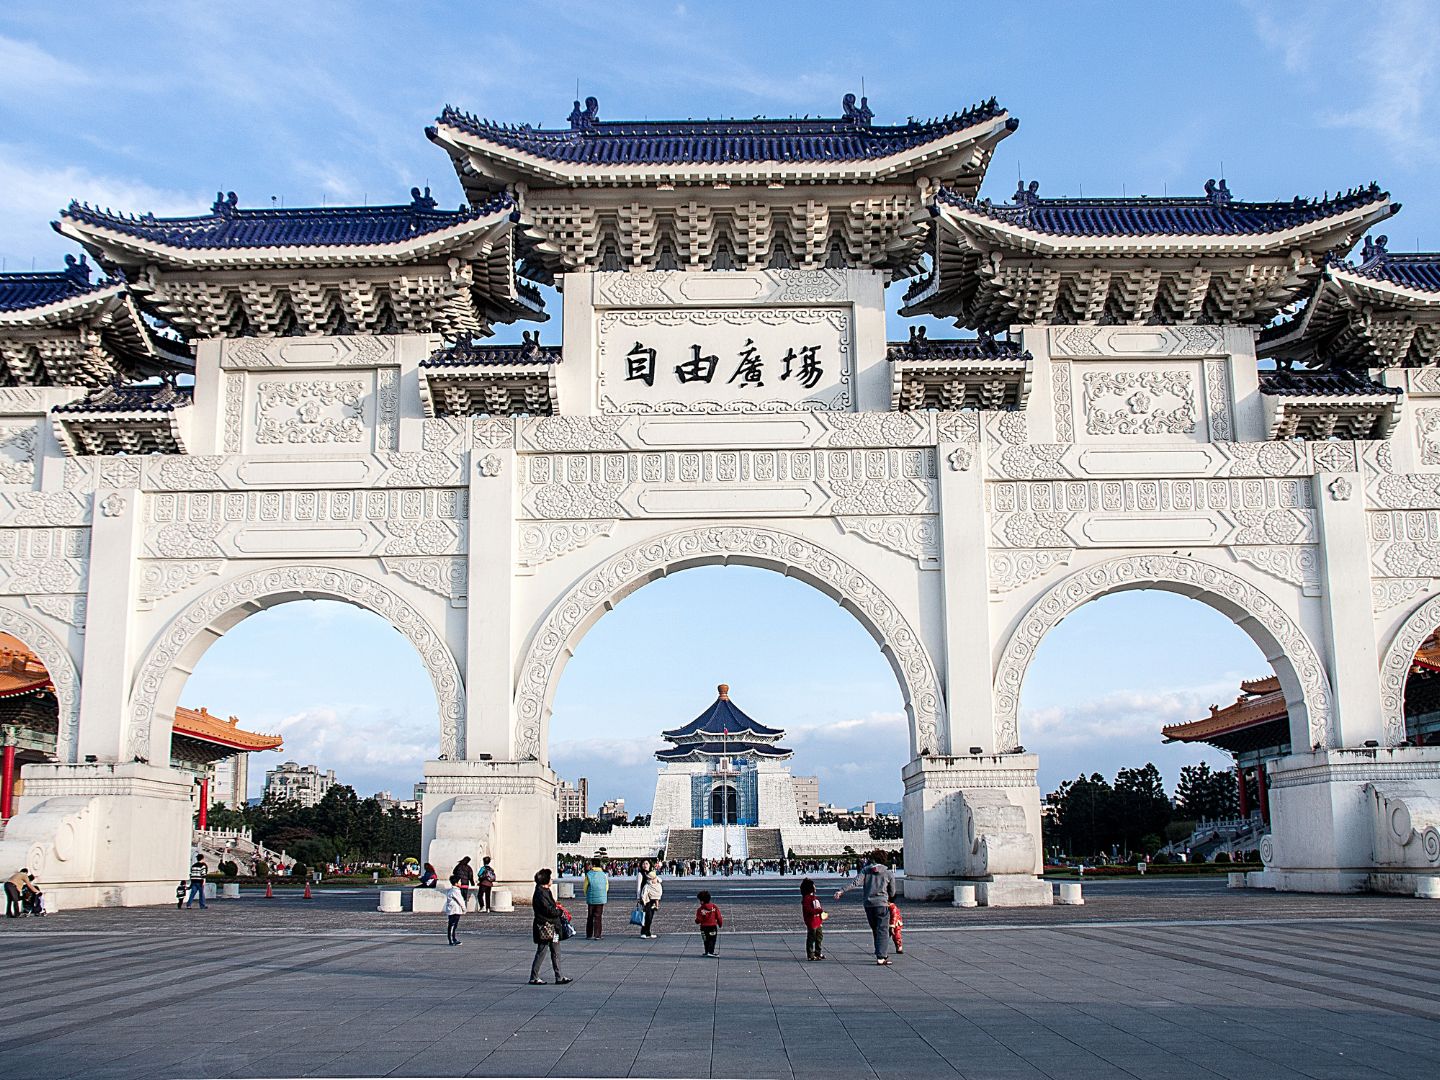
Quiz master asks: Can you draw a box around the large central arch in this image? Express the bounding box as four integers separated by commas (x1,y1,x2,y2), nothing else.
126,564,465,763
992,554,1335,753
513,525,946,762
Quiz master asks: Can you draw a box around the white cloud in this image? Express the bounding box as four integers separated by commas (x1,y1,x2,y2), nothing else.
0,143,204,264
251,704,434,799
1021,681,1242,748
0,35,91,94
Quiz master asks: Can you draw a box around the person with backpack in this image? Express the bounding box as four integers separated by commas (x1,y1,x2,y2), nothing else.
834,851,897,964
583,858,609,939
476,856,496,912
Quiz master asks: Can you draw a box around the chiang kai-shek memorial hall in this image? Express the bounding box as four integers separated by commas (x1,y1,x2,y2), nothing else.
4,92,1440,906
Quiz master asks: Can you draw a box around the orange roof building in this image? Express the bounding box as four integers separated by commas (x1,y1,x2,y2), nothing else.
0,633,281,809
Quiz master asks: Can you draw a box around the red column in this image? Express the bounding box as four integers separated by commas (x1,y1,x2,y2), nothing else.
1,742,15,820
197,777,209,831
1256,763,1270,826
1236,767,1250,819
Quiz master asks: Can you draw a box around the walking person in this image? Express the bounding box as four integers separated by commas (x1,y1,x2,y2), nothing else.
694,890,723,956
476,856,496,912
451,855,475,902
583,858,609,939
636,858,663,938
443,874,466,946
834,851,896,964
888,899,905,955
800,877,827,960
186,855,209,909
528,868,572,985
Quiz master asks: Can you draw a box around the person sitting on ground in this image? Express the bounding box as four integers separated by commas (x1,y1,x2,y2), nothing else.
476,855,496,912
694,890,723,957
418,862,438,889
528,868,572,986
834,851,897,965
443,874,466,946
4,867,27,919
636,858,663,939
800,877,827,961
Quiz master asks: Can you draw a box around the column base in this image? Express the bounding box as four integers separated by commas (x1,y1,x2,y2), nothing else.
422,759,558,893
0,762,193,909
900,754,1048,905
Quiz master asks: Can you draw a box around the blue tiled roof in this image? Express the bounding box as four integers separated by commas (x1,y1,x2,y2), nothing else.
52,382,193,413
59,188,516,250
422,336,559,367
887,328,1029,363
661,692,785,742
1349,235,1440,292
435,94,1011,165
1259,369,1400,397
0,256,108,312
934,179,1392,237
655,741,793,761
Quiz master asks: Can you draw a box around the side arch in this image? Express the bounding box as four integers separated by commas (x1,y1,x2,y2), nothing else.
127,564,465,763
1379,591,1440,746
992,554,1334,752
0,604,81,763
514,525,946,761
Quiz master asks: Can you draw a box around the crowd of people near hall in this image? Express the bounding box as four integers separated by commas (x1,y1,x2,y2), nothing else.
555,854,886,879
427,847,906,983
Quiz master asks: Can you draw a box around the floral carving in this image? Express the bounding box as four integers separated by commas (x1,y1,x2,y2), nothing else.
28,594,86,631
382,557,468,603
0,604,79,761
1372,578,1433,615
1418,409,1440,466
1051,360,1074,442
473,417,516,449
988,549,1074,594
993,555,1334,752
1231,546,1322,595
254,379,365,444
99,493,126,518
0,424,37,485
1380,594,1440,746
478,454,502,478
1204,359,1232,441
933,410,979,446
137,560,225,607
836,516,940,568
1084,370,1196,435
523,415,628,452
517,521,616,569
128,566,464,761
514,526,945,759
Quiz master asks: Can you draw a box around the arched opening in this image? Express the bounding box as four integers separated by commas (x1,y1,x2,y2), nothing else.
0,630,62,820
1016,582,1292,868
1380,595,1440,747
135,573,454,877
545,560,911,871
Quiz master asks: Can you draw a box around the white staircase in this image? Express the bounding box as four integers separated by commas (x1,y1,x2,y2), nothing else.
701,824,747,861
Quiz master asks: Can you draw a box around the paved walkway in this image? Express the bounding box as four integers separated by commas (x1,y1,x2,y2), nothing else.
3,878,1439,1079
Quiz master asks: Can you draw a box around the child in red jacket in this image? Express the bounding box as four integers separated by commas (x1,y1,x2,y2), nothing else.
800,877,827,960
695,890,723,956
888,899,904,954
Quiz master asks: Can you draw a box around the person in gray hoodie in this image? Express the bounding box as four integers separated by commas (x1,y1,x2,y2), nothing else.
834,852,897,964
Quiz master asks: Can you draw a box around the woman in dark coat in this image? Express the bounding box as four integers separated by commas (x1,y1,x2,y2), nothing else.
528,868,572,985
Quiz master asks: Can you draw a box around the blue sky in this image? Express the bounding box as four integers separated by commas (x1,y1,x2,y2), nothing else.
7,1,1435,808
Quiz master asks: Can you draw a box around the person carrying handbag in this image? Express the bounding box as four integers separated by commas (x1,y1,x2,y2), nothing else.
528,868,573,985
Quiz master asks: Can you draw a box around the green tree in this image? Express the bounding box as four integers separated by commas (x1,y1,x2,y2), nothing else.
1175,762,1239,820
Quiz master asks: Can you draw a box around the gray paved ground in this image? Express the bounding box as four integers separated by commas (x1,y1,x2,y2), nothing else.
3,876,1439,1079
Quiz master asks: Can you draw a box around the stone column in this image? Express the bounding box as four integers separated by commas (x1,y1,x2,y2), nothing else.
465,439,515,759
935,429,991,755
77,487,144,761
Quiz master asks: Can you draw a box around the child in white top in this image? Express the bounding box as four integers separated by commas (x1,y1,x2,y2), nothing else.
443,874,466,945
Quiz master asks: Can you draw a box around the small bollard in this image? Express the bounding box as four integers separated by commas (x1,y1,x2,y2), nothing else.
1136,862,1147,876
556,881,575,899
1227,871,1248,889
221,882,240,899
1417,877,1440,900
1057,881,1084,905
377,888,402,913
490,886,514,912
952,883,977,908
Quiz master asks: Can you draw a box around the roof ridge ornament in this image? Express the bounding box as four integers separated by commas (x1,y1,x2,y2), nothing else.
841,93,873,126
409,185,438,210
1204,178,1232,206
62,253,91,285
568,96,600,131
1361,232,1390,266
1013,179,1041,208
211,191,239,218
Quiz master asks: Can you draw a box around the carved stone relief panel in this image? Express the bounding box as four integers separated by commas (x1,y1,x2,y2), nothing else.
0,388,52,415
254,378,366,446
1203,358,1233,441
0,527,89,594
519,448,935,520
144,488,467,559
382,557,468,605
835,516,940,568
1230,546,1322,595
1049,325,1225,357
1368,509,1440,577
516,411,932,454
1417,408,1440,467
517,521,617,570
1082,368,1199,438
1050,360,1074,442
0,422,38,486
221,334,398,369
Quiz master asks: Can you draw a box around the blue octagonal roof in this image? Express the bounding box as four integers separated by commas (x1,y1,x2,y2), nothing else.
661,686,785,742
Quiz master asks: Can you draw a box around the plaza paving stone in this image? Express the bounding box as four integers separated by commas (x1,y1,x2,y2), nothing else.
2,876,1439,1079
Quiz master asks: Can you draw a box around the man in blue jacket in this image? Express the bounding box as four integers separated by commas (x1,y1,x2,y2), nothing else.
583,858,609,939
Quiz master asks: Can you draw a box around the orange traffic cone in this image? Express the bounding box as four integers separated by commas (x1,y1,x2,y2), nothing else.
303,880,312,900
264,880,274,899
